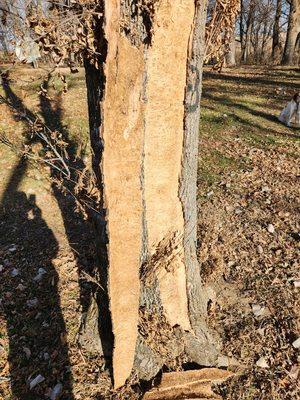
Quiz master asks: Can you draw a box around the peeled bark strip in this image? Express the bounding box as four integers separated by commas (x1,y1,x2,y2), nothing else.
102,0,145,389
143,369,233,400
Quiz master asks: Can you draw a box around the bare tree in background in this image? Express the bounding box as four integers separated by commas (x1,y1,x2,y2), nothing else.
282,0,300,64
241,0,256,62
225,15,238,66
272,0,283,61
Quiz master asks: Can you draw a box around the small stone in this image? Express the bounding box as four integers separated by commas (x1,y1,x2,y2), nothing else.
292,337,300,349
50,382,63,400
23,347,31,359
43,352,50,361
293,279,300,288
257,245,263,254
17,284,26,291
33,268,47,282
0,265,3,272
27,210,35,220
267,224,275,234
256,357,269,369
11,268,19,277
8,244,17,253
29,374,45,390
289,365,299,380
207,191,214,198
35,312,42,320
262,186,270,193
252,304,266,317
26,298,38,308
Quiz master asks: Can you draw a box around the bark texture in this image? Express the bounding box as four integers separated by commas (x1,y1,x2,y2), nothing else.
85,0,218,389
225,30,236,67
282,0,300,65
143,369,233,400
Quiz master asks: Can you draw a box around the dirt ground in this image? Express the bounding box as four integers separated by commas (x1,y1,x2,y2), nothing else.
0,65,299,399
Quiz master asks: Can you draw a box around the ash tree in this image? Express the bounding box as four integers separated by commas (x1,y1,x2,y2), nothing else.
1,0,240,390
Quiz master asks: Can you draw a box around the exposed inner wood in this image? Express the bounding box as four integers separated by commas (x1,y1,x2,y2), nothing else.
143,0,195,330
101,0,204,388
102,0,145,389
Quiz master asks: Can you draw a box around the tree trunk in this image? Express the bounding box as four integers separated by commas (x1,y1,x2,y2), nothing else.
225,25,236,67
282,0,300,65
272,0,282,62
84,0,219,390
241,0,255,63
240,0,245,60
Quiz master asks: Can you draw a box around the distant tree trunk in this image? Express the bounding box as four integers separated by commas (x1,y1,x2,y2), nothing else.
241,0,255,63
225,22,237,67
272,0,282,61
260,16,272,63
240,0,245,58
84,0,219,390
282,0,300,65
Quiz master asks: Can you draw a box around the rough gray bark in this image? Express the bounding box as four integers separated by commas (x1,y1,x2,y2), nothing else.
282,0,300,65
83,0,219,389
225,30,236,67
179,0,219,363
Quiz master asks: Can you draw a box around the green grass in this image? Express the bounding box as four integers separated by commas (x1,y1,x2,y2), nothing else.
198,149,244,189
199,67,299,191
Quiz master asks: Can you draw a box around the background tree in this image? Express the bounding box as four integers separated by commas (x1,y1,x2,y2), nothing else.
282,0,300,64
241,0,255,62
272,0,283,61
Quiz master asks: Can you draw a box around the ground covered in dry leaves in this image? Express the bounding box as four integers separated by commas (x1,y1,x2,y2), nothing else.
0,66,299,399
199,67,299,399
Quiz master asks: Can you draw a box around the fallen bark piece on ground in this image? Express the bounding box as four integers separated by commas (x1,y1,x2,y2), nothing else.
143,369,233,400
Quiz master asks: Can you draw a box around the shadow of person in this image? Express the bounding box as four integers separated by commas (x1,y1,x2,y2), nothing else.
0,183,74,399
1,73,113,382
39,76,113,364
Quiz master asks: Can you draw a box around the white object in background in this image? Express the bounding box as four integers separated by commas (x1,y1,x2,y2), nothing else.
278,98,300,128
15,37,40,64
